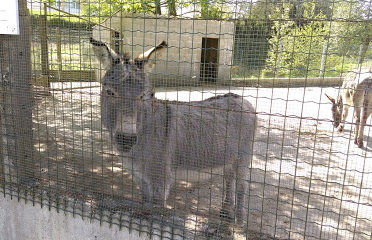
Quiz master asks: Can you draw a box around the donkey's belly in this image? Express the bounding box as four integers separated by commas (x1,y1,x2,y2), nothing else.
173,165,226,182
119,152,225,184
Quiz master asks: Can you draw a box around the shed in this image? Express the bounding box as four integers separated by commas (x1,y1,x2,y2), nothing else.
92,13,235,85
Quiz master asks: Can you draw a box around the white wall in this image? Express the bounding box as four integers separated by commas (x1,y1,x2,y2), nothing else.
0,197,147,240
93,14,235,84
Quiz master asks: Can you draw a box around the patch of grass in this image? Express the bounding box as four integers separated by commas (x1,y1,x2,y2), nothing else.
232,59,372,80
31,42,93,71
29,8,94,74
29,8,94,30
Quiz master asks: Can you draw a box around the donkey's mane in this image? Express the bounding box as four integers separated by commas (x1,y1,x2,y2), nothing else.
119,53,131,64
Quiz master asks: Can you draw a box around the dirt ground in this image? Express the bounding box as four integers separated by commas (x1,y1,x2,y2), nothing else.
32,82,371,240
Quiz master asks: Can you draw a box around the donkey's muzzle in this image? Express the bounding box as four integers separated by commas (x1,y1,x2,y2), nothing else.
115,133,137,152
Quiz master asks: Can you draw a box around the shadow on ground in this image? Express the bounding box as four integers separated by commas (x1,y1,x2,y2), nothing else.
25,87,371,240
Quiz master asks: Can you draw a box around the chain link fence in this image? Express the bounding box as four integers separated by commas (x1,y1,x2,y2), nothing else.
0,0,371,239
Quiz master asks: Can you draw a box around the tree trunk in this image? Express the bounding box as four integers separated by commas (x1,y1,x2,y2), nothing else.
276,39,283,74
61,0,65,11
155,0,162,15
358,40,370,66
40,2,50,87
358,22,371,66
0,0,34,188
168,0,177,16
319,41,328,77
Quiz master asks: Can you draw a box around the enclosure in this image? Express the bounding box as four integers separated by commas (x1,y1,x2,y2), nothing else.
0,0,371,239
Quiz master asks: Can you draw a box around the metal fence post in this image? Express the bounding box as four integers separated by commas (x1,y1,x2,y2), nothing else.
40,2,50,87
319,41,328,77
0,0,34,188
57,27,62,81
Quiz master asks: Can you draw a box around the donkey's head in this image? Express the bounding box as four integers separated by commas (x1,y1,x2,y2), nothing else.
90,38,167,152
325,93,343,128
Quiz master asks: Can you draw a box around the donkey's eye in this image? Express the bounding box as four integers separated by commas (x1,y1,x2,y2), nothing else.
105,89,115,96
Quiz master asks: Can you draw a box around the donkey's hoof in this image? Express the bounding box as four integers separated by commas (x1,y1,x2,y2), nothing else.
236,208,247,225
220,208,234,222
337,126,344,132
355,138,363,148
201,220,233,239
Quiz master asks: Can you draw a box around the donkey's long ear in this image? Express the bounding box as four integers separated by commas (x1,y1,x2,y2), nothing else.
134,41,167,73
90,37,119,70
325,93,336,104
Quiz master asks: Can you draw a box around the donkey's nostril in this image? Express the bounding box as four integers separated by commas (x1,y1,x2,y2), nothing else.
115,133,137,152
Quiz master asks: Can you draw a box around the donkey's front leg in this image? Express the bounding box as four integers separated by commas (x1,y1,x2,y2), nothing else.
338,104,350,132
220,169,235,222
356,104,372,148
235,177,248,224
141,175,172,208
354,107,361,146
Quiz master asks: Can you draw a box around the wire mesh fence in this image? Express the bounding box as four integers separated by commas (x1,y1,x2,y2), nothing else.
0,0,371,239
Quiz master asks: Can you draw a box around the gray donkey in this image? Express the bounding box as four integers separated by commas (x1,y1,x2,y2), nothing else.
90,38,256,223
326,67,372,148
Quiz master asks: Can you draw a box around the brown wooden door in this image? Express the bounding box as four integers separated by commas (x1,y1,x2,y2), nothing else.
200,38,219,82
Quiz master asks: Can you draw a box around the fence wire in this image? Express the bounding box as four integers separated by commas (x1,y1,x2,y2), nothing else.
0,0,371,239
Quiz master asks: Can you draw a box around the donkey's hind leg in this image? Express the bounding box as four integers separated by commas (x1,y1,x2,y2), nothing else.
235,176,248,224
356,98,372,148
220,168,235,222
354,107,361,145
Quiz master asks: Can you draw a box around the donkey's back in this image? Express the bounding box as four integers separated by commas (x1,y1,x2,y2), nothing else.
133,92,256,173
342,67,372,107
170,93,255,170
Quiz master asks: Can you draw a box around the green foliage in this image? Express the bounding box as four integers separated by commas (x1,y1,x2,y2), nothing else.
29,9,94,30
265,1,323,76
30,0,370,80
80,0,154,21
263,0,371,78
234,20,272,76
80,0,191,20
199,0,229,19
330,1,371,60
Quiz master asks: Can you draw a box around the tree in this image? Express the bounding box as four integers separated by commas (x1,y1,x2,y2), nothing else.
265,1,328,76
155,0,161,15
230,0,283,77
262,0,371,77
167,0,177,16
330,0,371,65
197,0,231,19
262,0,372,77
234,19,272,75
81,0,183,20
